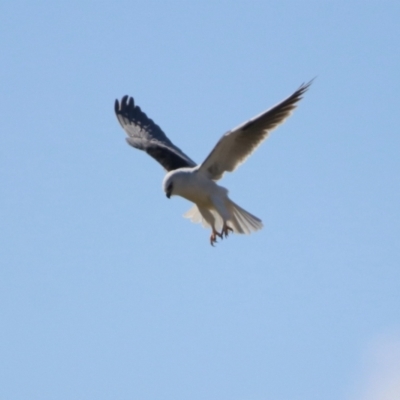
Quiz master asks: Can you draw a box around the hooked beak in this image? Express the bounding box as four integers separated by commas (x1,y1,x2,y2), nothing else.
166,182,173,199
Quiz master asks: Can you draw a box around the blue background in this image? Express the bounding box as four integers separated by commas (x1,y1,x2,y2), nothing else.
1,1,399,399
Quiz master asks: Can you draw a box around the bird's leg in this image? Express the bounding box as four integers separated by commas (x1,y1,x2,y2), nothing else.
210,229,222,246
221,223,233,238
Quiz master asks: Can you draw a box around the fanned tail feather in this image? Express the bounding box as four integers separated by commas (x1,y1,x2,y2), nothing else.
184,205,207,227
227,200,263,234
184,200,263,235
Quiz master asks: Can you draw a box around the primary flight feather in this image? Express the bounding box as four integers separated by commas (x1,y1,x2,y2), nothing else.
115,81,312,245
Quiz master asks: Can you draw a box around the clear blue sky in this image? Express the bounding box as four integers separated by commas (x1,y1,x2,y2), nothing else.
1,1,399,399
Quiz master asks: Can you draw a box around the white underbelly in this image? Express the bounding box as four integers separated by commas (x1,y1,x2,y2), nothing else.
180,186,213,207
180,181,227,209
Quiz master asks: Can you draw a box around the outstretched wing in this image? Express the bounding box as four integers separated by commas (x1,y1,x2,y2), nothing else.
198,81,312,180
115,96,196,171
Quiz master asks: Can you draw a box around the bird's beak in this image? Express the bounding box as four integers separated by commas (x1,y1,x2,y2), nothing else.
166,190,171,199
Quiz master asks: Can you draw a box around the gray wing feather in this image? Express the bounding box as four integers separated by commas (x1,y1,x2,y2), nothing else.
115,96,196,171
199,81,312,180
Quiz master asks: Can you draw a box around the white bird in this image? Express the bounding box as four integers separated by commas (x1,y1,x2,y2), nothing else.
115,81,311,245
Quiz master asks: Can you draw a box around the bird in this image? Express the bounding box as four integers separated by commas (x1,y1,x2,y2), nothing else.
115,81,312,246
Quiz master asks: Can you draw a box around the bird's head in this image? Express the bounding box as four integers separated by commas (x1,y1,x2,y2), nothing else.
163,173,175,199
162,169,193,199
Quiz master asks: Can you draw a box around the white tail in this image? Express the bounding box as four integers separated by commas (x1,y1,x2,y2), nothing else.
227,200,263,234
184,199,263,235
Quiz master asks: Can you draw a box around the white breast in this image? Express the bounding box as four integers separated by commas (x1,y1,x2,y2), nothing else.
171,169,225,207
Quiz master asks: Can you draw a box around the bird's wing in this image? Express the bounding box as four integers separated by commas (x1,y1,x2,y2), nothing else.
198,81,312,180
115,96,196,171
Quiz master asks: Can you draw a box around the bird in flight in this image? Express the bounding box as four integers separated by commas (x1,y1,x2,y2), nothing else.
115,81,311,246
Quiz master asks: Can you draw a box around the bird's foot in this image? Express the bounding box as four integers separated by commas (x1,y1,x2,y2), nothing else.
221,224,233,238
210,230,222,247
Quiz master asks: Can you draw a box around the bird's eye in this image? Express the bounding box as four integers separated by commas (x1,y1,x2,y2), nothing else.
167,183,173,192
